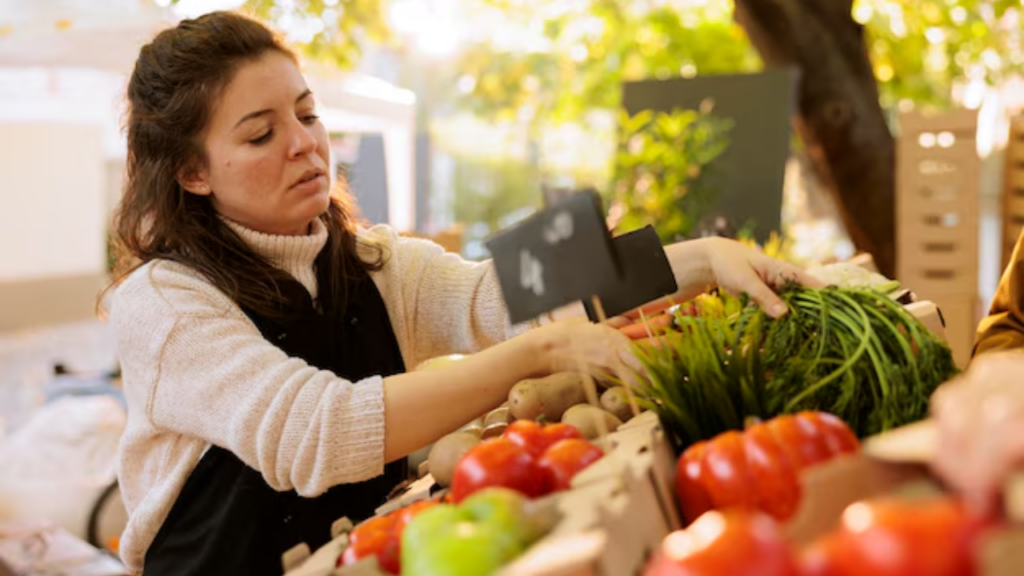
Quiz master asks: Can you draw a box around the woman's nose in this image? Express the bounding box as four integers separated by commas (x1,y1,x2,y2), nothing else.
288,120,318,158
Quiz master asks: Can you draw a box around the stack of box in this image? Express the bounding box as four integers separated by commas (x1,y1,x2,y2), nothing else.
1002,115,1024,270
896,110,984,367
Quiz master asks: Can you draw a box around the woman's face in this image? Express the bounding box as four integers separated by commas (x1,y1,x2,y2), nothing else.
182,51,331,236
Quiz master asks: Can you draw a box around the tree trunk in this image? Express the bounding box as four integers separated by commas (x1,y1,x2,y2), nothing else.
733,0,896,278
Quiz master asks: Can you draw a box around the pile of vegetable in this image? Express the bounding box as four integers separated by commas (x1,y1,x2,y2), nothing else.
428,372,630,490
338,488,554,576
676,411,860,524
632,283,958,450
451,420,605,502
644,495,991,576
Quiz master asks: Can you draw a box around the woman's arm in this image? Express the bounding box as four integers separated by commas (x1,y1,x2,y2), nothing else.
975,233,1024,356
115,262,631,495
381,319,630,461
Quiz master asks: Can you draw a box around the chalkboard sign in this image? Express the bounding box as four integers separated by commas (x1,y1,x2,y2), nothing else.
583,225,678,321
622,68,797,243
485,190,621,324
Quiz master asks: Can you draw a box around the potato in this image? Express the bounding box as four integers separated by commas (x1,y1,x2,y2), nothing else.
484,406,512,428
600,387,635,423
427,431,481,487
561,404,623,440
508,372,587,422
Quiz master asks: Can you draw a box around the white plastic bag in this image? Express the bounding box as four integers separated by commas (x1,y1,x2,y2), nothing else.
0,396,126,540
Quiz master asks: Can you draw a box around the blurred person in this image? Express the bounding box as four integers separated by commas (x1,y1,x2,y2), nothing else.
975,235,1024,355
108,11,815,575
932,352,1024,515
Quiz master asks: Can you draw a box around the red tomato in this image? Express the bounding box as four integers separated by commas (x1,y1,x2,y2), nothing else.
502,420,583,457
338,515,394,568
337,501,438,574
346,515,395,548
375,537,401,575
799,497,990,576
393,500,439,533
642,510,799,576
450,438,548,502
676,412,859,523
799,532,859,576
536,438,604,491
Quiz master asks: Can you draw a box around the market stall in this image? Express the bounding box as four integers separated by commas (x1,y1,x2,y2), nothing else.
275,193,989,576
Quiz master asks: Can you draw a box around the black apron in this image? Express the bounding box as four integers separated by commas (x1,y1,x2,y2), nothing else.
143,257,408,576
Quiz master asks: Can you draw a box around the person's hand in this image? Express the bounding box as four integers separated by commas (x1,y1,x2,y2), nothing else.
699,237,823,318
526,318,639,380
931,352,1024,514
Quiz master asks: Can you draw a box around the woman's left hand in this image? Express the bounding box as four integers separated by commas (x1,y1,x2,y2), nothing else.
699,237,823,318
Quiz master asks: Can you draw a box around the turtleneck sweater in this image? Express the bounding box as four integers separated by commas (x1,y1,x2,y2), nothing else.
111,219,530,572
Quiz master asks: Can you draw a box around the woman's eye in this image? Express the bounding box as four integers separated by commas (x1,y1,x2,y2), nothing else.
300,114,320,125
249,130,273,145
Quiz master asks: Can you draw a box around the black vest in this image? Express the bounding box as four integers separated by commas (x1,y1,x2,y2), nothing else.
143,254,407,576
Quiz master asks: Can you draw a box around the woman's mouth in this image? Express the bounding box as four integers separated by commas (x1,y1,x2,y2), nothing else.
291,169,326,190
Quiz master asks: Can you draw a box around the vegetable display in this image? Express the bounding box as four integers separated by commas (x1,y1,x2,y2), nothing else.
676,412,860,522
633,284,958,449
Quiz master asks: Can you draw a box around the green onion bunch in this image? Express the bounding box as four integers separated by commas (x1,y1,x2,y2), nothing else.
632,284,959,451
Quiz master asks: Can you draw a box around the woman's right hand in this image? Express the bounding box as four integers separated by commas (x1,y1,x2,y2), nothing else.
526,318,639,379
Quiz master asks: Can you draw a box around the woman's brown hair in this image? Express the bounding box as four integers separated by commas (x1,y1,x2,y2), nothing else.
108,11,381,318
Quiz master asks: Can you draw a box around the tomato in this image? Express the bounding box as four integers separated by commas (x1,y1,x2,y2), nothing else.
393,500,440,533
375,537,401,575
338,515,395,568
337,500,439,574
502,420,583,457
451,438,548,502
798,497,991,576
642,510,799,576
676,412,859,523
536,438,604,491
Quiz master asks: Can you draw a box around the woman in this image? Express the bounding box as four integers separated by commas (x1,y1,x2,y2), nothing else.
110,11,815,575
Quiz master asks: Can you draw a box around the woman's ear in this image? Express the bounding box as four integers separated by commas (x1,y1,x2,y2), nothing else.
177,164,212,196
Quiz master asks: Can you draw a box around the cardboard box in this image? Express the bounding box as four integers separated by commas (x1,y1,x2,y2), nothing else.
896,110,981,297
283,413,680,576
1002,115,1024,269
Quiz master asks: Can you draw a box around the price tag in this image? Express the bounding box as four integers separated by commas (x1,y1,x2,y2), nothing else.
582,225,678,321
485,189,621,325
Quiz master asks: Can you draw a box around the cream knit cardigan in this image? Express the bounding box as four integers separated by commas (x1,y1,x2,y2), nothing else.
111,217,529,572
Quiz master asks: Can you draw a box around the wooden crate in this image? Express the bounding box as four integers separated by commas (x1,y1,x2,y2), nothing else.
1003,115,1024,270
896,110,980,297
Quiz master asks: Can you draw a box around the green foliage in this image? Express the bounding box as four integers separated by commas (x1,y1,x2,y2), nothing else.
241,0,393,69
631,285,959,451
610,108,733,243
854,0,1023,113
456,1,761,126
216,0,1024,119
